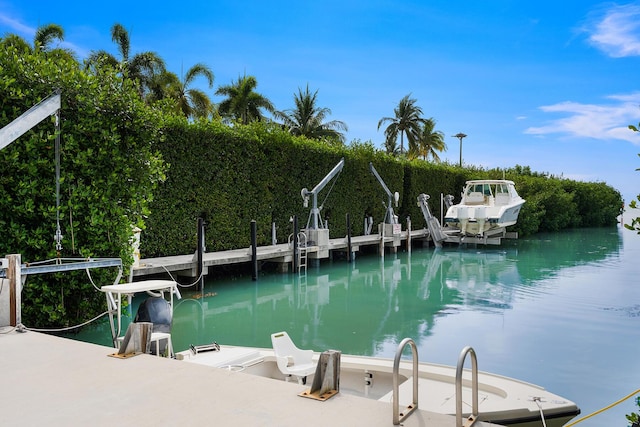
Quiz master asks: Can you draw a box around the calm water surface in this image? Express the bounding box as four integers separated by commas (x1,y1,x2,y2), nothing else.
79,220,640,426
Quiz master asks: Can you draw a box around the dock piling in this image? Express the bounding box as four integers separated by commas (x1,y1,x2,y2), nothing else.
406,217,411,252
251,220,258,281
346,213,352,263
292,216,298,273
196,217,205,291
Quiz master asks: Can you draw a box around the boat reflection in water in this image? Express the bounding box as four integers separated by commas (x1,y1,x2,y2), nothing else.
174,238,606,426
172,227,622,357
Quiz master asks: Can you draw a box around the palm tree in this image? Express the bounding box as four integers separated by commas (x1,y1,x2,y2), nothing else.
148,63,214,119
2,24,75,60
85,23,165,96
216,75,274,124
275,85,348,144
34,23,63,51
377,94,425,155
408,118,447,161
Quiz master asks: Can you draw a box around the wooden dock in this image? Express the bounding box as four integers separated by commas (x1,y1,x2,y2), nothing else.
132,228,430,279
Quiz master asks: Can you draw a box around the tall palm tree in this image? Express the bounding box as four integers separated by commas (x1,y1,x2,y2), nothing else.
34,23,63,51
408,118,447,161
216,75,274,124
148,63,214,119
377,94,425,155
85,23,165,96
275,85,348,144
2,24,75,60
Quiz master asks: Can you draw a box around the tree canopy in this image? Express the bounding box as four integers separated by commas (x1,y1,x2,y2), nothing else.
408,118,446,161
85,23,166,98
216,75,274,124
275,84,347,144
378,94,425,155
147,63,215,119
0,36,168,327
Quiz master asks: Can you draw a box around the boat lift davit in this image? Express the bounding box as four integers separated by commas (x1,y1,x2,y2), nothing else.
369,162,399,225
369,163,402,249
300,158,344,258
0,92,125,329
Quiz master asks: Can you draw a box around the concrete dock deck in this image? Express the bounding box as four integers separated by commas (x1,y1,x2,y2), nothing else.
132,229,430,278
0,330,501,426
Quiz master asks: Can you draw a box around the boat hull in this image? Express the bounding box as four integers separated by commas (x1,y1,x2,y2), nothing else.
444,179,525,237
177,346,579,427
445,199,525,236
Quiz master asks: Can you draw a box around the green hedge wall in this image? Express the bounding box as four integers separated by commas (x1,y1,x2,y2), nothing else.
0,45,167,327
143,119,406,256
142,120,623,258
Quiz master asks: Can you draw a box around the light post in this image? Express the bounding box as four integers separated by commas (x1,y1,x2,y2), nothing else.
453,133,467,167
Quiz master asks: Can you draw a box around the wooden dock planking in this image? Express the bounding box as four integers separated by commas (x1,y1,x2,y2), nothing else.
132,228,430,278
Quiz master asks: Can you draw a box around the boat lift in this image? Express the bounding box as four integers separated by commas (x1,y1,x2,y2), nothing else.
301,158,344,230
369,162,399,225
300,158,344,258
369,163,402,250
0,92,124,328
0,92,61,151
417,193,516,247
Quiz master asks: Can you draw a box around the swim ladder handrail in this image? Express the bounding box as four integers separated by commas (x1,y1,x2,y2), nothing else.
392,337,419,425
456,345,479,427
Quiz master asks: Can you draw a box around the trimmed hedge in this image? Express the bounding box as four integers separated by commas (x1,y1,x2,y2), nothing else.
142,121,623,257
0,45,167,327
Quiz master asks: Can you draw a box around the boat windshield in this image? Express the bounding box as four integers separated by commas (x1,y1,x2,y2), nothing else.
496,183,509,194
467,183,492,196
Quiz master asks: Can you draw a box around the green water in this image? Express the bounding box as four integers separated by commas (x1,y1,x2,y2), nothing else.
77,221,640,426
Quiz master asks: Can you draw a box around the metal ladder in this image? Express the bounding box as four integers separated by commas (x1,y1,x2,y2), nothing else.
297,232,307,274
391,340,479,427
289,232,308,275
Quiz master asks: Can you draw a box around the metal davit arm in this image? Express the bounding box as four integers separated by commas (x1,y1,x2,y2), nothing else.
0,92,61,151
301,158,345,230
369,162,399,224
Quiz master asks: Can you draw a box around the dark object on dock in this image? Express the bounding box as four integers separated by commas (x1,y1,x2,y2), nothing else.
134,297,172,354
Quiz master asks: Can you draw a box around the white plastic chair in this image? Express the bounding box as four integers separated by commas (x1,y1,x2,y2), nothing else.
271,331,316,384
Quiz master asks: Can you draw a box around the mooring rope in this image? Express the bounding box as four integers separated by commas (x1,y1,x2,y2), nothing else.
319,168,341,216
23,310,112,333
563,388,640,426
161,264,205,288
532,397,547,427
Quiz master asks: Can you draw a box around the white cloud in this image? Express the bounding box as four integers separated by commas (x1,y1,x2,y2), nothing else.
524,93,640,145
586,3,640,57
0,13,87,58
0,13,35,37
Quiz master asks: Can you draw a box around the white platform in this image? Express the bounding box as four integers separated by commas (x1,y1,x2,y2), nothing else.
0,330,502,426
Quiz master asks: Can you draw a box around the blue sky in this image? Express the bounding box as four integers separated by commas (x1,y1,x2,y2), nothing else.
2,1,640,204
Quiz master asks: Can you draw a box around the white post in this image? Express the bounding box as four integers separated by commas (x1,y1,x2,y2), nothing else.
272,222,277,245
406,217,412,252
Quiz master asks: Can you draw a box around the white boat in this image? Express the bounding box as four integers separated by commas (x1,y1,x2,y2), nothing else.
444,180,525,237
177,338,579,427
